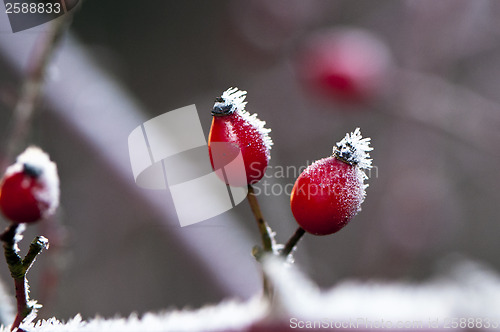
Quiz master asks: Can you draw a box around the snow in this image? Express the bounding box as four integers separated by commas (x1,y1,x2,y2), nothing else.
10,298,267,332
263,256,500,326
4,257,500,331
334,127,372,170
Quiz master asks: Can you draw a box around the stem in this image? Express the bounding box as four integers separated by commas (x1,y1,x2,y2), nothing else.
246,185,276,299
12,278,29,331
281,227,306,257
247,184,274,252
0,225,49,331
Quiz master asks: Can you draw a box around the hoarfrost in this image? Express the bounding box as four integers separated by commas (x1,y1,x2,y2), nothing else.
10,298,267,332
334,127,372,170
263,256,500,325
215,88,273,153
4,257,500,331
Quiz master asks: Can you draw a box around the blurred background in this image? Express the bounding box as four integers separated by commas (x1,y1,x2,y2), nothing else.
0,0,500,323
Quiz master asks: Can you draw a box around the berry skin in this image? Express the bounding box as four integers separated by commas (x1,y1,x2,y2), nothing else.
296,28,392,103
0,147,59,224
208,88,273,185
290,128,372,235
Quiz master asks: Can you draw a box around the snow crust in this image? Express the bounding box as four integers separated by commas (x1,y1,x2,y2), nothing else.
4,257,500,331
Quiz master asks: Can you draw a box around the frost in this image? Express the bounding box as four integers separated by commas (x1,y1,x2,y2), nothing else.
263,256,500,326
6,146,60,218
9,298,267,332
334,127,372,170
214,88,273,153
12,223,26,254
3,258,500,331
215,87,248,114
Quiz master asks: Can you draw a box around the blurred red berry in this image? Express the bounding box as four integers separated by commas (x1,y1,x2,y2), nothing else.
290,128,372,235
208,88,273,185
295,28,392,103
0,147,59,224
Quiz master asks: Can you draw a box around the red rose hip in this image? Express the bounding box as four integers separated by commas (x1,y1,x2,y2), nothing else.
296,28,392,103
290,128,372,235
0,147,60,224
208,88,273,185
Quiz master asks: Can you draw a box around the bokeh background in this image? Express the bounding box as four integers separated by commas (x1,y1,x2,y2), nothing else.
1,0,500,323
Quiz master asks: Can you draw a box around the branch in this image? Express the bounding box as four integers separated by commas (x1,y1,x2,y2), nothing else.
1,225,49,331
246,185,275,253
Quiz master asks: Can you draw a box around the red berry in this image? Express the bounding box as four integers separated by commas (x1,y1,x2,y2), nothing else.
290,128,372,235
208,88,273,185
0,147,59,224
296,28,392,103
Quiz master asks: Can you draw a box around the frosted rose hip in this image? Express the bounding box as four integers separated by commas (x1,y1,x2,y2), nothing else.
290,128,372,235
0,147,60,224
208,88,273,185
296,28,392,103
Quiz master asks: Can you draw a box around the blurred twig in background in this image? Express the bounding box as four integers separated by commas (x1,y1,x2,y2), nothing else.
1,14,74,173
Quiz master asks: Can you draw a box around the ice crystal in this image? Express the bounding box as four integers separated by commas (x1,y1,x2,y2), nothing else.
214,88,273,152
215,87,248,114
334,128,372,170
5,146,60,218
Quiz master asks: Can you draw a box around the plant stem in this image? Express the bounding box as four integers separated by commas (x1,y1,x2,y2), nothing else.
12,278,29,331
0,225,48,331
246,184,276,299
247,184,274,252
281,227,306,257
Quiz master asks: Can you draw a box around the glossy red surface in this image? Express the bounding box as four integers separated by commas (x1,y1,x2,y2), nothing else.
290,157,363,235
209,113,270,185
0,171,46,224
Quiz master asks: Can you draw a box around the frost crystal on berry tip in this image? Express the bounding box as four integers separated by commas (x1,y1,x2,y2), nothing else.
217,87,248,113
334,128,372,170
216,87,273,153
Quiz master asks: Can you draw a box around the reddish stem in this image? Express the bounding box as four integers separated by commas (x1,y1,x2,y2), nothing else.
11,278,28,331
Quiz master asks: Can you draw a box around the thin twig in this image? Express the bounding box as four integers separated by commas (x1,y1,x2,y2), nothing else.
1,225,49,331
246,184,274,252
246,184,276,299
281,227,306,257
